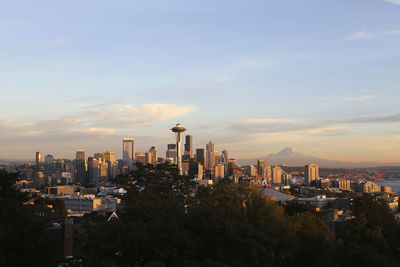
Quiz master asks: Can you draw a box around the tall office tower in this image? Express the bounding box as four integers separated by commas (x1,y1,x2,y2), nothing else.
94,153,103,159
272,165,282,185
214,163,225,179
222,150,228,165
282,172,292,186
74,159,87,185
196,148,205,168
123,138,135,168
149,146,158,164
227,159,239,176
99,161,109,182
87,157,99,186
44,154,55,175
74,151,87,185
206,141,216,170
145,151,152,164
166,144,177,164
265,165,272,183
35,151,43,166
104,151,115,163
245,165,257,177
76,150,86,160
104,151,115,179
305,164,319,185
135,152,146,165
171,123,187,174
184,135,193,158
257,160,267,179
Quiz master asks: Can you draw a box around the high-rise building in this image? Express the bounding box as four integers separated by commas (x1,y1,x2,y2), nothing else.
35,151,43,166
76,150,86,161
103,151,115,180
166,144,177,164
222,150,228,165
44,154,55,175
214,163,225,179
196,148,205,168
74,150,87,185
94,153,103,159
257,160,267,179
145,151,152,164
305,164,319,185
149,146,158,165
245,165,257,177
123,138,135,168
135,152,146,165
88,157,99,186
184,135,193,158
104,151,114,162
206,141,216,170
272,165,282,184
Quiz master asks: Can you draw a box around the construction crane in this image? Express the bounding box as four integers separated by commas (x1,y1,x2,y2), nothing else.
343,169,351,182
373,168,387,181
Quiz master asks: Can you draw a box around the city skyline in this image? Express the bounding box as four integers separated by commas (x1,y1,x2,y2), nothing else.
2,0,400,162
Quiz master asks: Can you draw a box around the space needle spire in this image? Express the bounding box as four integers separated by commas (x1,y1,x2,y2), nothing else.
170,123,187,174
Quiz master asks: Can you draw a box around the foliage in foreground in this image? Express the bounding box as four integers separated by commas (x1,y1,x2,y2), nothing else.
77,163,400,266
0,170,62,266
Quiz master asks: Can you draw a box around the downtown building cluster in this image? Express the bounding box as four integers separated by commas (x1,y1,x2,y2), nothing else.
3,129,400,222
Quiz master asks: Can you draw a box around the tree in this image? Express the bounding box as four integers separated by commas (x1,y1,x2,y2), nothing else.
0,170,62,266
77,163,337,266
334,194,400,266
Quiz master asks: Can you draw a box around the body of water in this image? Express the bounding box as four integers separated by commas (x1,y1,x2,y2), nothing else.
375,180,400,193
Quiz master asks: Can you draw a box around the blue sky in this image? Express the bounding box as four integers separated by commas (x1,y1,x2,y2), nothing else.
1,0,400,162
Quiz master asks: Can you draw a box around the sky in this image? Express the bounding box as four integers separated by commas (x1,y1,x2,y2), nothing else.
1,0,400,163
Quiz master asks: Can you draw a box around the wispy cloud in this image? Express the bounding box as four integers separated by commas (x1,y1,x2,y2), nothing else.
323,94,376,101
231,118,342,136
231,112,400,137
384,0,400,6
345,114,400,124
342,29,400,41
0,103,194,140
342,31,375,41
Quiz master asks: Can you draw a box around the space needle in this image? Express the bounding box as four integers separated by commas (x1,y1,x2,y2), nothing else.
170,123,186,174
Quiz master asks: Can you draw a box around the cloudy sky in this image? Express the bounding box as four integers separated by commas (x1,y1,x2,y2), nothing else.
1,0,400,163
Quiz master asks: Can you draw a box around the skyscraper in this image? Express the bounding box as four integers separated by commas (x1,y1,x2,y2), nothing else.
184,135,193,158
74,151,87,185
35,151,43,166
149,146,158,165
44,154,54,175
135,152,146,165
272,165,282,185
88,157,99,186
196,148,205,168
76,150,86,160
305,164,319,185
123,138,135,168
222,150,228,165
103,151,115,163
206,141,216,171
166,144,177,163
145,151,152,164
104,151,115,179
257,160,266,179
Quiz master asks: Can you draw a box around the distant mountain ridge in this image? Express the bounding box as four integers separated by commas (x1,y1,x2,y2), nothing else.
238,147,400,168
